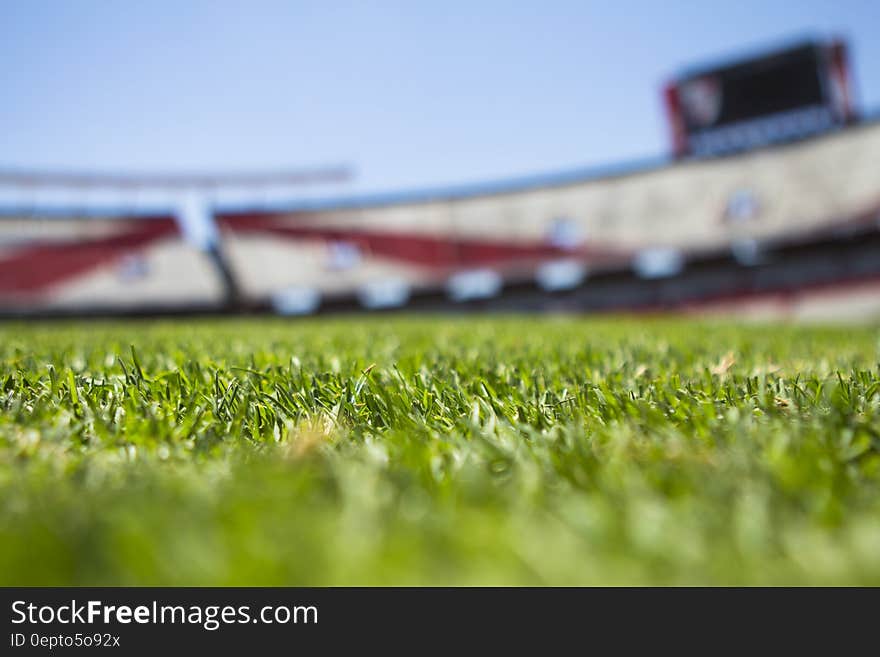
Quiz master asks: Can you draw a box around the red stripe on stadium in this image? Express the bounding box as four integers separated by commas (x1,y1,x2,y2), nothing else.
217,213,627,268
0,218,178,294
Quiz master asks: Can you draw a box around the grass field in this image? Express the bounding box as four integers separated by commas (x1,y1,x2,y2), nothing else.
1,316,879,585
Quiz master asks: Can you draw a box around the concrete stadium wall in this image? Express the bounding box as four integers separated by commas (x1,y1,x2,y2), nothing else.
217,120,880,304
0,215,226,310
1,120,879,314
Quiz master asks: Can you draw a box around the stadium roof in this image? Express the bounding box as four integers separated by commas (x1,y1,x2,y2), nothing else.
0,166,352,189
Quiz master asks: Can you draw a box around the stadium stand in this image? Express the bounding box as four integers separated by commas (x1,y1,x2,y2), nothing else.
214,119,880,313
0,213,226,313
2,38,878,319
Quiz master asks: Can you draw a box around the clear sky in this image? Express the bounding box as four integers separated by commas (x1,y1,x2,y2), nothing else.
2,1,879,194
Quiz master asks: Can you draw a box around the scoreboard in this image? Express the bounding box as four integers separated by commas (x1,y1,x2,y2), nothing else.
664,40,857,158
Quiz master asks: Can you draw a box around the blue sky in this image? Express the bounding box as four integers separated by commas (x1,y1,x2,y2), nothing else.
2,1,879,193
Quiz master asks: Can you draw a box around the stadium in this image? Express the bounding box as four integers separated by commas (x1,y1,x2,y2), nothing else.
2,13,880,600
2,39,878,321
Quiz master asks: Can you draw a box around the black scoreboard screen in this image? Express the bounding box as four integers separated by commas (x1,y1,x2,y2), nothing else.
696,45,824,128
665,40,856,158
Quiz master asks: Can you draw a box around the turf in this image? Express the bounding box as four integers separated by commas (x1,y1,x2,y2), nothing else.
1,316,879,585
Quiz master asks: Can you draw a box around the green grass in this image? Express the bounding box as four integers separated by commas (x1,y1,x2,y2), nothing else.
1,316,879,585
